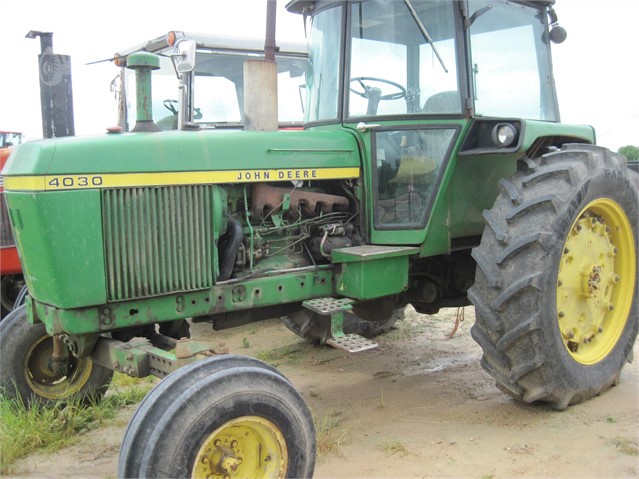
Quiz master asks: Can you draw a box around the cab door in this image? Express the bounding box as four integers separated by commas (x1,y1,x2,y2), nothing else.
343,0,466,247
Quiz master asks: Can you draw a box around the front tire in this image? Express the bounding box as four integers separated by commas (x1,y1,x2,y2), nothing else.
119,355,315,479
0,305,113,406
469,144,638,410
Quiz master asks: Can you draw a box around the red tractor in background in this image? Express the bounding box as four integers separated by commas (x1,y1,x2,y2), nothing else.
0,131,25,318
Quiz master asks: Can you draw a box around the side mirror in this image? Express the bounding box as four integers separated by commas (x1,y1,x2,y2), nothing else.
174,40,196,73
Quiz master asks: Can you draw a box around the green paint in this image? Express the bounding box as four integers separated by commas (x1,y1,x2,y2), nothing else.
332,246,419,300
6,190,106,308
33,268,335,336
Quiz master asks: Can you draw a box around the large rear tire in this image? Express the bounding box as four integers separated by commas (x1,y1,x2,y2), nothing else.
119,355,315,479
0,305,113,406
469,144,638,410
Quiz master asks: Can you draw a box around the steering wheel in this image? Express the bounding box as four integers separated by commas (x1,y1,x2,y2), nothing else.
163,99,203,120
163,99,178,114
350,77,407,101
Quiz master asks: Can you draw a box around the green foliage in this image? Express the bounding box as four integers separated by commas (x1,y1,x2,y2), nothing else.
618,145,639,162
0,374,155,474
381,439,410,457
313,407,349,456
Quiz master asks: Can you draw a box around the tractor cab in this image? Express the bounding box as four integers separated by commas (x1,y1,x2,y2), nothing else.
288,0,579,247
112,32,308,131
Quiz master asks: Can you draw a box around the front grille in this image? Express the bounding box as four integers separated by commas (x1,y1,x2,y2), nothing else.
103,186,214,301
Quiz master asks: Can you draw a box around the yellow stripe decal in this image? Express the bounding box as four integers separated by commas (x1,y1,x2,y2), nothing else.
3,167,360,191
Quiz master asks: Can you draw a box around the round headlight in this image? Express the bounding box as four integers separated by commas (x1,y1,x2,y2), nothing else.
491,123,518,148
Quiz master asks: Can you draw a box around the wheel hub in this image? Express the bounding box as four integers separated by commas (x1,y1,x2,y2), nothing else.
24,335,93,399
192,416,287,479
557,199,636,364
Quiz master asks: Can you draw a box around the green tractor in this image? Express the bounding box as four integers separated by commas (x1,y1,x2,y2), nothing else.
2,1,637,478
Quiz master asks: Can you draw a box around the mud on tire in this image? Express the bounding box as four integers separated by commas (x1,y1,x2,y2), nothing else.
469,144,638,410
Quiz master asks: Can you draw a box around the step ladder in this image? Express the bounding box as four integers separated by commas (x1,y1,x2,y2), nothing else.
302,297,378,353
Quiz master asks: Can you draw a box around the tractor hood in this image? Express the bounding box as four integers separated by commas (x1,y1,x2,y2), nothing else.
2,129,361,192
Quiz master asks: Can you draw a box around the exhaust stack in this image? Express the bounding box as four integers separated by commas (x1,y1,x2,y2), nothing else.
243,0,279,131
26,30,75,139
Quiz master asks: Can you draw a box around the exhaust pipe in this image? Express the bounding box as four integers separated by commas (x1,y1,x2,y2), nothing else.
243,0,279,131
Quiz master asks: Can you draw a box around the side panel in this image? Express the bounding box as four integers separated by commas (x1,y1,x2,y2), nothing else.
6,190,106,308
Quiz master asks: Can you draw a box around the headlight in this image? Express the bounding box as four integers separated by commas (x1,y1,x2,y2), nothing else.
491,123,518,148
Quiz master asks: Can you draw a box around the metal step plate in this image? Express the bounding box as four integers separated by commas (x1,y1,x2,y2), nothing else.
303,297,355,315
326,334,378,353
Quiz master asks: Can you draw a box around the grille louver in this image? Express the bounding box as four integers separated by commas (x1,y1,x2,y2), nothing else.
103,186,214,301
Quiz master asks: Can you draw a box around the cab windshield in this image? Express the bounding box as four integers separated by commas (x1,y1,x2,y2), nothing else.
303,0,558,123
303,1,459,123
348,0,460,119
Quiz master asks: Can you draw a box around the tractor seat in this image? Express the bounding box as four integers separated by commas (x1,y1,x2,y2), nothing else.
423,91,461,114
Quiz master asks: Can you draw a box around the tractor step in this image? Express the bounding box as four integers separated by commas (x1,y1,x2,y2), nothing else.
302,297,355,315
326,333,378,353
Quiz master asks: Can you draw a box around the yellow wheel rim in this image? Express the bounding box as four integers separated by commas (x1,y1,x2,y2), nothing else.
192,416,288,479
24,336,93,400
557,198,636,365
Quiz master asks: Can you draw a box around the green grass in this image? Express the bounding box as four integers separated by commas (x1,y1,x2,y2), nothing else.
380,439,410,457
0,373,156,474
612,437,638,456
313,408,350,456
256,343,303,364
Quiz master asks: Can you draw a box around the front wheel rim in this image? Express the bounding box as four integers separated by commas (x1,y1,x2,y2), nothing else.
192,416,288,479
24,336,93,399
557,198,636,365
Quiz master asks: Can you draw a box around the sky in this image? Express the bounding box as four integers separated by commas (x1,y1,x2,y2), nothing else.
0,0,637,151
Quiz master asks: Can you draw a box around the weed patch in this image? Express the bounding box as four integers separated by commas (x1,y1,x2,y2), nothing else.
0,373,155,474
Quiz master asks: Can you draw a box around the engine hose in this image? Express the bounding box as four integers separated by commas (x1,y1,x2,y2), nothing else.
218,216,244,281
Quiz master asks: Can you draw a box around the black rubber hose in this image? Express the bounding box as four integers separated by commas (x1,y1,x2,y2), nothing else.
218,216,244,281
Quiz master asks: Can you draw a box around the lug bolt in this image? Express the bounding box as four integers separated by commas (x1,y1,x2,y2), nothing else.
558,311,565,318
565,330,574,339
608,304,615,311
598,327,603,333
564,247,570,254
575,224,582,232
557,280,563,287
614,275,621,283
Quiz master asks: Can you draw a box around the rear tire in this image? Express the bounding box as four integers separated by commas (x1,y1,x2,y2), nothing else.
119,356,315,478
469,144,638,410
0,305,113,407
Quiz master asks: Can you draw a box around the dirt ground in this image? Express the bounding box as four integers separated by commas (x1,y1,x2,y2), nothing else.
10,306,639,478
